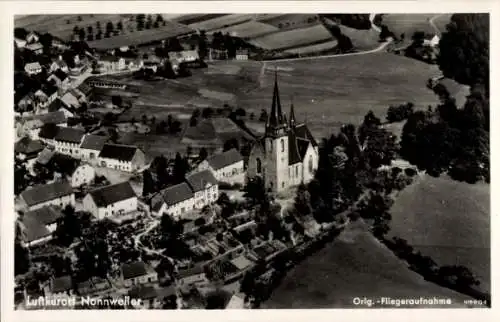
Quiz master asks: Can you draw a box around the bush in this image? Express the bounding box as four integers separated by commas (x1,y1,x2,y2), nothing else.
386,102,415,123
404,168,417,177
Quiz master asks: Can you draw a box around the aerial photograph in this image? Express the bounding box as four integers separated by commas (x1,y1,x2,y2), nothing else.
12,13,489,309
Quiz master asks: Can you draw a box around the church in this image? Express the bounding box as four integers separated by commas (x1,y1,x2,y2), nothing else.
247,72,319,193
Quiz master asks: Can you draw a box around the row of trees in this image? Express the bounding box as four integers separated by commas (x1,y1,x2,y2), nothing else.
143,152,191,196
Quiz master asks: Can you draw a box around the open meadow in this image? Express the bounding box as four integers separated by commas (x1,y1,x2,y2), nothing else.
264,220,473,308
241,52,445,139
212,21,279,39
381,13,440,47
389,174,490,293
187,14,257,31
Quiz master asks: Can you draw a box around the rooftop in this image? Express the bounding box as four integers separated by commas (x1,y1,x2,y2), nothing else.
88,181,136,208
15,137,44,155
20,181,73,206
121,261,150,280
205,149,243,170
98,143,139,162
24,205,63,226
51,275,72,294
80,134,109,151
159,182,194,206
186,169,218,192
54,127,85,144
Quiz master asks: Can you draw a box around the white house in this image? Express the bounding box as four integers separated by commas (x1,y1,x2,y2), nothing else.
14,137,44,171
26,31,39,44
197,149,245,185
25,112,67,141
34,85,58,109
235,50,249,61
186,169,219,209
53,127,86,158
151,182,195,218
83,181,138,220
423,34,440,47
121,261,158,288
99,56,126,72
19,180,74,211
20,205,63,247
79,134,109,164
70,164,96,188
24,62,42,75
25,43,44,55
47,69,70,91
15,38,27,49
98,143,146,173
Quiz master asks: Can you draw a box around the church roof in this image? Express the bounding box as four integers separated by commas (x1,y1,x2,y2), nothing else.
294,123,318,147
266,71,286,135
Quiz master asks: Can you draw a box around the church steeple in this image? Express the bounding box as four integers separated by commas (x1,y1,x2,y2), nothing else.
266,70,286,136
289,97,297,129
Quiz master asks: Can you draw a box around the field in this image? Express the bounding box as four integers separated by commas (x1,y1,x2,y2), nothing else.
264,220,473,308
338,24,381,50
86,20,194,49
248,24,334,50
187,14,257,31
212,21,279,39
432,14,453,33
256,14,319,29
381,14,439,43
241,52,442,139
389,175,490,293
285,40,338,55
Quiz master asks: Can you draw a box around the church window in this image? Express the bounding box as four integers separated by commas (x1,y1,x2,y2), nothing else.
309,157,314,173
256,158,262,174
280,139,285,152
295,165,299,177
282,182,285,188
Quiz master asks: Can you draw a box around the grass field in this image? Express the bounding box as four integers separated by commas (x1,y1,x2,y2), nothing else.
241,52,441,139
248,24,334,50
382,14,439,45
389,175,490,293
213,21,279,39
187,14,257,31
256,14,319,29
284,40,339,55
432,14,453,34
264,220,473,308
338,24,381,50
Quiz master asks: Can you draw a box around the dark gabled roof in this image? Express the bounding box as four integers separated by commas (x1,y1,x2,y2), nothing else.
14,137,44,155
26,111,67,125
20,181,73,206
205,149,243,170
297,138,310,159
178,264,205,279
80,134,109,151
183,119,218,141
38,83,58,97
128,285,157,299
121,261,149,280
24,205,63,226
294,123,317,146
159,182,194,206
186,170,218,192
88,181,136,207
51,275,72,293
38,124,61,140
50,153,81,176
288,132,301,165
98,144,138,161
77,83,92,96
47,99,69,113
22,217,51,243
36,148,55,165
54,127,85,144
54,69,68,81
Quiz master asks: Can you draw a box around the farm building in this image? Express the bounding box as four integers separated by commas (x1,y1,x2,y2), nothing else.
47,69,70,91
97,143,146,173
15,137,44,164
235,50,249,61
25,42,44,55
83,181,137,220
186,169,219,209
24,62,42,75
18,205,63,247
53,127,86,158
121,261,158,288
151,182,195,219
19,180,75,211
21,112,67,140
79,134,109,163
197,149,245,185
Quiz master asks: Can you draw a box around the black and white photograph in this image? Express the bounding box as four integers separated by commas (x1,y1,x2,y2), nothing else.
6,4,491,313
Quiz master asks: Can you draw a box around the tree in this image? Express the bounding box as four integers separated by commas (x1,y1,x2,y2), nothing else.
78,29,86,41
438,14,489,91
117,21,123,31
293,183,312,217
244,177,270,210
54,205,82,247
39,33,53,52
259,109,268,122
136,14,146,30
142,170,156,197
73,25,80,35
145,15,153,30
223,138,239,152
152,155,169,187
199,147,208,161
156,14,164,23
106,21,114,35
172,153,190,184
202,107,214,119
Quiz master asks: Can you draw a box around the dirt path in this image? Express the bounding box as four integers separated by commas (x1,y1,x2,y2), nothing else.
429,14,446,35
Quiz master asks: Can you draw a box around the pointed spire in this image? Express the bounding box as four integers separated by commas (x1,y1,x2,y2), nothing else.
289,96,296,128
266,68,285,136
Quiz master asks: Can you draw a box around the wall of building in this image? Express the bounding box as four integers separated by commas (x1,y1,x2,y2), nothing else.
123,272,158,288
96,196,138,220
80,148,100,164
71,164,96,188
166,197,195,219
25,193,75,211
215,161,245,185
82,194,98,218
55,141,81,159
131,150,146,171
98,157,132,172
302,144,318,184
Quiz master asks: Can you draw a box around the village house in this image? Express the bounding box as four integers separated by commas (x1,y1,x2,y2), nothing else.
98,56,126,72
151,182,195,218
46,154,96,188
177,264,207,287
197,149,245,185
49,57,69,74
79,134,109,163
34,84,58,109
19,180,74,211
18,205,63,247
44,275,75,302
16,91,36,112
121,261,158,288
142,61,160,73
98,143,146,172
60,90,83,109
24,62,42,75
25,42,44,55
235,50,249,61
423,34,440,47
47,99,74,118
26,31,39,44
128,286,161,309
14,137,44,170
186,169,219,209
83,181,138,220
76,277,111,296
47,69,70,91
53,127,86,158
21,111,67,140
14,37,27,49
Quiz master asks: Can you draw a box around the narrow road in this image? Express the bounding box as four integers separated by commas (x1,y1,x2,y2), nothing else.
262,38,393,63
369,13,381,33
429,14,446,35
